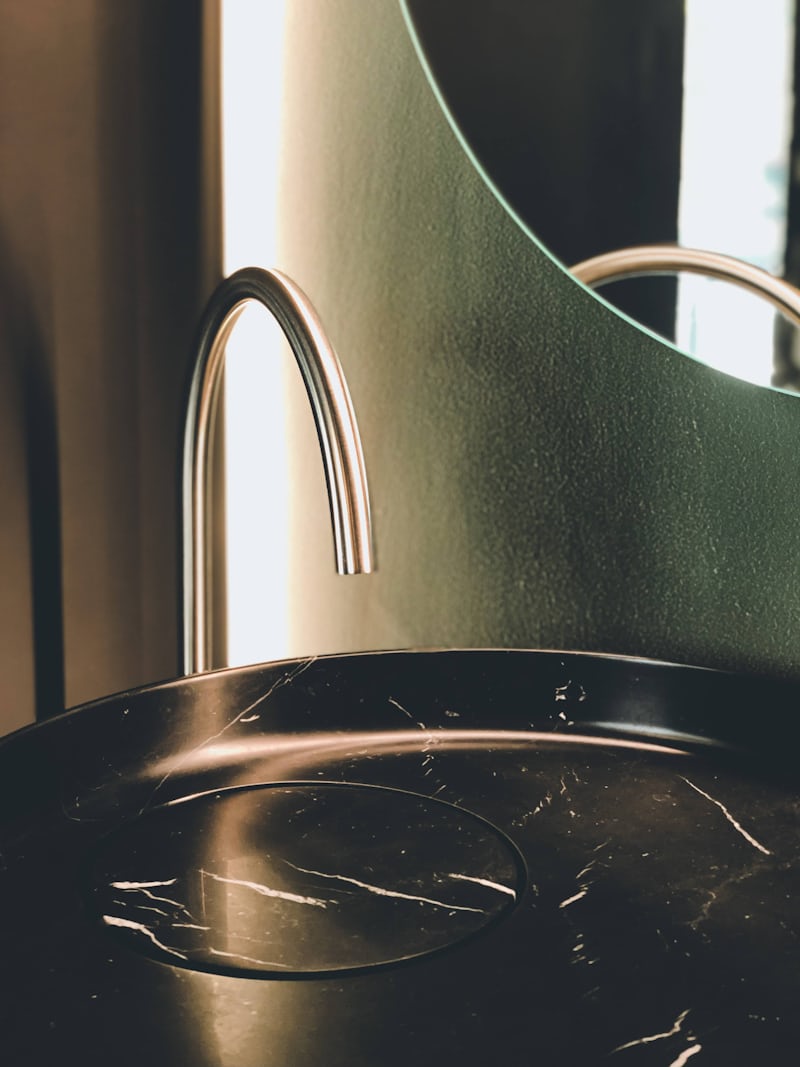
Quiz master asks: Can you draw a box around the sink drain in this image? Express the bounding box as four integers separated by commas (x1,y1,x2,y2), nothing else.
88,782,523,977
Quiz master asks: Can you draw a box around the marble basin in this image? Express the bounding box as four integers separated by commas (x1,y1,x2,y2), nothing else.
2,649,799,1064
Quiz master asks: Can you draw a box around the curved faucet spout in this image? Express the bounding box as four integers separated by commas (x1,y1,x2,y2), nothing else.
182,267,374,676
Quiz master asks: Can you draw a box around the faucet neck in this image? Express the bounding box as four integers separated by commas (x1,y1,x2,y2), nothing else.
181,267,374,676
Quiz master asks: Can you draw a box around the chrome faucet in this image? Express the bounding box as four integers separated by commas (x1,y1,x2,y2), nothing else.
181,267,374,675
571,244,800,328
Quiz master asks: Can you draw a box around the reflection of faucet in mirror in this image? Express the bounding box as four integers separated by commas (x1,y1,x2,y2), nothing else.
571,244,800,387
181,267,374,676
572,245,800,327
402,1,800,388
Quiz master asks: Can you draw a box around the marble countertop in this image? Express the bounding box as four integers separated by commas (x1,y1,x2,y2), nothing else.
2,649,799,1064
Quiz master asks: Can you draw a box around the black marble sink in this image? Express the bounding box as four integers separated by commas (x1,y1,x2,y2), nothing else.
2,649,800,1065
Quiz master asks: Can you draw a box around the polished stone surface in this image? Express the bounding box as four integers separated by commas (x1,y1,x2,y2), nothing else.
3,649,800,1064
89,782,522,976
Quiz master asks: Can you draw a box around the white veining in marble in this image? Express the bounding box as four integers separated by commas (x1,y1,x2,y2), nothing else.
110,880,197,921
387,696,427,730
387,695,450,794
208,947,290,969
199,868,331,908
102,914,188,960
446,873,517,898
611,1008,694,1055
113,901,170,917
681,777,771,855
283,860,488,913
559,889,588,909
668,1046,702,1067
110,878,177,889
143,657,317,808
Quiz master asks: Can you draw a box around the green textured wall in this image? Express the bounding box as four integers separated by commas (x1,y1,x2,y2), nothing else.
275,0,800,679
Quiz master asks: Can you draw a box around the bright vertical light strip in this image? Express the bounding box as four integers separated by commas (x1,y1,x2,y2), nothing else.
221,0,290,667
676,0,793,385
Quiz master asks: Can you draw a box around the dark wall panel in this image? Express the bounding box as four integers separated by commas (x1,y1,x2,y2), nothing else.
275,0,800,681
0,1,221,730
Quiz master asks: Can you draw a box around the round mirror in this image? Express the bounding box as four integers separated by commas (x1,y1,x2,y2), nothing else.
402,0,800,390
